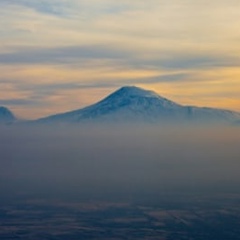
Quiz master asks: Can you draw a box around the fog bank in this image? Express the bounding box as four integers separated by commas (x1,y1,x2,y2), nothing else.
1,125,240,202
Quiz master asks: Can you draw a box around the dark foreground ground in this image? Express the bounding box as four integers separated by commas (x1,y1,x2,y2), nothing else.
1,192,240,240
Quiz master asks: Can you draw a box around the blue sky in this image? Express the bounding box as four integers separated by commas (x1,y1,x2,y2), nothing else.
1,0,240,119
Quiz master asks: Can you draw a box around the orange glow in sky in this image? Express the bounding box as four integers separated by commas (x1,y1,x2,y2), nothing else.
0,0,240,119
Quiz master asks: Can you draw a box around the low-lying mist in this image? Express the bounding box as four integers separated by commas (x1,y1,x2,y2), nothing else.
1,124,240,202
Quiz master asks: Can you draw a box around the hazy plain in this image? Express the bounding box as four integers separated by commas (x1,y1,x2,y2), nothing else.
1,124,240,202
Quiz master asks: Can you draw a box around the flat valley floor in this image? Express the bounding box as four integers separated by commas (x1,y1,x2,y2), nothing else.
1,192,240,240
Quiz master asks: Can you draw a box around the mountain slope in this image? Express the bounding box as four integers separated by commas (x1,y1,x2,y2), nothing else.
0,106,16,124
35,86,240,124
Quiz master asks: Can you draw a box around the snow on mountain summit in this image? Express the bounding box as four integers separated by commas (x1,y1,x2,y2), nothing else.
35,86,240,124
95,86,181,111
109,86,161,98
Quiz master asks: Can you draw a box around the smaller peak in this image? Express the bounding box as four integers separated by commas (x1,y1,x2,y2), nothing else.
0,106,11,113
0,106,16,122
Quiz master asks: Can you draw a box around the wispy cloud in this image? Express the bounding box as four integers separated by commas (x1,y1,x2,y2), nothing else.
1,0,240,118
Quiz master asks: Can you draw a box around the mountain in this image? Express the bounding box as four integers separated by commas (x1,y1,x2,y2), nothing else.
0,106,16,124
34,86,240,125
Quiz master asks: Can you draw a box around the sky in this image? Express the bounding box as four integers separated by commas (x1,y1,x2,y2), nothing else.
1,0,240,119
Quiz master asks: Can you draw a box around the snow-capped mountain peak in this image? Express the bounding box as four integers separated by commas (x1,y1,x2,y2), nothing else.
34,86,240,125
97,86,180,109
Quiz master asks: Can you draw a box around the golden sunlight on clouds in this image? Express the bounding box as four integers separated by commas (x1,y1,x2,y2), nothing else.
0,64,163,84
0,0,240,118
0,83,30,99
142,68,240,112
11,87,117,120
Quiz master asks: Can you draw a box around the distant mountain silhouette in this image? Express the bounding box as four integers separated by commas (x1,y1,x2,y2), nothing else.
35,86,240,125
0,106,16,124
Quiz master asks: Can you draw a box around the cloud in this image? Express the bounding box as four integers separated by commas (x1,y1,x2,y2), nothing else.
1,0,240,118
0,45,132,65
1,0,240,53
0,0,72,16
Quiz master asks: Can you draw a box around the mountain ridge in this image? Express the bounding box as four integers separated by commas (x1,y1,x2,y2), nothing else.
34,86,240,125
1,86,239,125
